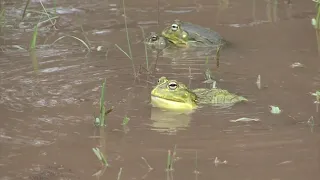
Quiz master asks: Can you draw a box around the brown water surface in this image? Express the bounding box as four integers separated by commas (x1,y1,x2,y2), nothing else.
1,0,320,179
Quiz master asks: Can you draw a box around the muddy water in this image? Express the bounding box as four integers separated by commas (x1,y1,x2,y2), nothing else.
0,0,320,179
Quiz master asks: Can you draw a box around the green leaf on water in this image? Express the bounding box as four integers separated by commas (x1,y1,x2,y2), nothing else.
92,148,102,160
311,91,320,97
122,116,130,125
311,91,320,103
92,147,108,166
269,105,282,114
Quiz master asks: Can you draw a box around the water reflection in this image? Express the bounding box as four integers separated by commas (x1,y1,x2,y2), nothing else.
149,107,192,135
148,46,217,73
30,49,39,74
266,0,279,22
216,0,229,24
284,0,293,19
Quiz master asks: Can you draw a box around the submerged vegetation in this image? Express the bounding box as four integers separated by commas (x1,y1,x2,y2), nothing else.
115,0,152,77
24,0,91,52
114,0,135,75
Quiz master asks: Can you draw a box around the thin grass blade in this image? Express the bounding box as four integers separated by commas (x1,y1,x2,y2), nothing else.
139,26,149,70
30,25,38,50
99,79,106,126
51,35,91,51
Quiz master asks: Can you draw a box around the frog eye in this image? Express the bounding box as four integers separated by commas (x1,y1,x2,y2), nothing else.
171,23,179,31
151,35,158,41
168,81,178,90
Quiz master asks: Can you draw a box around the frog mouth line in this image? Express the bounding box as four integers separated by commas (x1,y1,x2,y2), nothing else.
151,95,185,103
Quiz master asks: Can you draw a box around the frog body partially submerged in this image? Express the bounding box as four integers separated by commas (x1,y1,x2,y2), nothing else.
161,19,228,48
151,77,247,111
144,32,169,50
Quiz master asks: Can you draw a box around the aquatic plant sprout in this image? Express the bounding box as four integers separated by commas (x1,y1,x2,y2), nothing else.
269,105,282,114
30,25,38,50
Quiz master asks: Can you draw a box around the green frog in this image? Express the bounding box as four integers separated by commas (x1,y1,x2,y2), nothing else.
161,19,228,48
151,76,247,111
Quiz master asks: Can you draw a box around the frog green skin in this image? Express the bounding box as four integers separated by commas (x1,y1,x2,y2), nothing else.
161,19,228,48
151,77,247,111
144,32,192,50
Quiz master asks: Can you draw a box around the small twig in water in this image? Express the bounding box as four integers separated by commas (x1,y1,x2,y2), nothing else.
115,44,136,76
80,25,91,48
39,0,57,29
122,0,132,59
117,168,123,180
141,157,153,171
22,0,31,19
37,15,59,28
92,166,107,177
141,157,153,179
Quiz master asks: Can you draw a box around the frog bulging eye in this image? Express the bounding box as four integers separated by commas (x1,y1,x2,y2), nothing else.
171,23,179,31
151,35,158,41
168,81,178,90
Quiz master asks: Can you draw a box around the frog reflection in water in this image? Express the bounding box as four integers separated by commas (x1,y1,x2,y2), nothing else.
151,77,247,111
